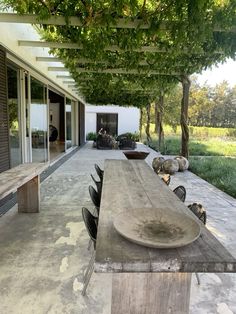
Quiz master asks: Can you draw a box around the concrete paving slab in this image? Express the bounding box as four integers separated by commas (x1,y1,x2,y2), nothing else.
0,141,235,314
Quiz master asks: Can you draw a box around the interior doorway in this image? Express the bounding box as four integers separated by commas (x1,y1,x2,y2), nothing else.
48,90,65,161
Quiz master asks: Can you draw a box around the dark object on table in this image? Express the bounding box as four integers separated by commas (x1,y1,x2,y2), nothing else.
173,185,186,202
49,125,58,142
123,151,150,160
81,207,97,295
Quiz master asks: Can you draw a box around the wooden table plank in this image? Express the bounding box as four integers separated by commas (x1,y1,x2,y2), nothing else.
95,159,236,273
112,273,192,314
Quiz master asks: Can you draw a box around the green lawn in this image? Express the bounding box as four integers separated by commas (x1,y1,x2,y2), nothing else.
145,134,236,198
148,136,236,157
189,157,236,198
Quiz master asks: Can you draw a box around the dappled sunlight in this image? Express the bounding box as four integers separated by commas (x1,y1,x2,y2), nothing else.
207,224,226,240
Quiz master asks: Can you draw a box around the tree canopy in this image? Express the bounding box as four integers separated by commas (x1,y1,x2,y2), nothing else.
1,0,236,107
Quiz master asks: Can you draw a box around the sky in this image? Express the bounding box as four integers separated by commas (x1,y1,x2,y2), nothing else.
195,58,236,87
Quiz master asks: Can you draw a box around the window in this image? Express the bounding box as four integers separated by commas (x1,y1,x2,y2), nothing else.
31,77,48,162
97,113,118,136
7,65,22,167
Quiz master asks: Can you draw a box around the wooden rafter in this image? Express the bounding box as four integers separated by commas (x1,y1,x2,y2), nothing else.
0,13,235,32
48,66,181,75
19,40,173,53
37,56,154,66
74,68,180,75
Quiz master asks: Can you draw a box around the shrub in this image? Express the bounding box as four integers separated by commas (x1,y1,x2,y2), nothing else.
86,132,97,141
117,132,139,142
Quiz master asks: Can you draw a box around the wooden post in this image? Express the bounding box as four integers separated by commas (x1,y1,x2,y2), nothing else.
180,75,191,159
17,175,40,213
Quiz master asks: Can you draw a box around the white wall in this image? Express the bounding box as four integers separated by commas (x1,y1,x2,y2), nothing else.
85,105,140,136
0,22,83,102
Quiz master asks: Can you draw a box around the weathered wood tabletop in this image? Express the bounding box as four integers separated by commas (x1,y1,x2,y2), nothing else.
0,163,47,213
95,159,236,314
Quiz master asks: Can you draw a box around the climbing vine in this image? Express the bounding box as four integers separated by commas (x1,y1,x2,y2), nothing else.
1,0,236,156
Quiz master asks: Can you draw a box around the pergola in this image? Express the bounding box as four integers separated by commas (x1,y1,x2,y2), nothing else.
0,0,235,157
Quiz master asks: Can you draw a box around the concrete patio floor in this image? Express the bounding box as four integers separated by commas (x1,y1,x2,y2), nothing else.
0,142,236,314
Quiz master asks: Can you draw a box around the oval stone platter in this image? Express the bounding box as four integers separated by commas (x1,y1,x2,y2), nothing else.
113,208,201,248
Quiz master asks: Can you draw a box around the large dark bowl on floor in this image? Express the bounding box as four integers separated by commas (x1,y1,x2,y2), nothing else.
123,151,150,160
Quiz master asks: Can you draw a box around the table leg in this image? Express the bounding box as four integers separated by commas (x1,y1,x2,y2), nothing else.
111,273,191,314
17,175,40,213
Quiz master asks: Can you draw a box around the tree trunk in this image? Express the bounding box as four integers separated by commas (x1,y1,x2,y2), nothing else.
145,103,152,145
157,93,165,152
139,107,143,141
180,75,191,159
154,102,158,133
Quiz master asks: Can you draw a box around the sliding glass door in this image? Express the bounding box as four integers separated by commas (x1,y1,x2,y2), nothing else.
30,77,48,162
7,65,22,167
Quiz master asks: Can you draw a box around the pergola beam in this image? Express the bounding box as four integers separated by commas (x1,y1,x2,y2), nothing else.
56,75,73,79
37,56,152,66
57,75,95,80
36,56,62,62
48,66,180,75
75,68,179,76
19,40,172,53
0,13,235,32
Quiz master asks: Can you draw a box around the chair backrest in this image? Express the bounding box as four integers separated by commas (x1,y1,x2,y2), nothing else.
82,207,97,248
91,174,102,198
89,185,101,210
161,174,171,186
173,185,186,202
94,164,104,182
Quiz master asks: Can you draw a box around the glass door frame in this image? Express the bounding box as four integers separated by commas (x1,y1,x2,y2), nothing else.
6,62,22,167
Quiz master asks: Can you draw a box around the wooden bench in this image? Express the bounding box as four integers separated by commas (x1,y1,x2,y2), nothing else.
0,163,48,213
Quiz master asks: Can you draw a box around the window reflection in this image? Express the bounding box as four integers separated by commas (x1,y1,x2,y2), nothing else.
7,66,22,167
31,77,48,162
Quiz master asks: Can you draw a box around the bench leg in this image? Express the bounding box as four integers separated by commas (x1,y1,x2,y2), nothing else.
17,175,40,213
111,273,191,314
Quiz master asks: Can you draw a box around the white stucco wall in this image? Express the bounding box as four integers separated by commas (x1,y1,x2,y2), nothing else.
0,22,83,102
85,105,140,136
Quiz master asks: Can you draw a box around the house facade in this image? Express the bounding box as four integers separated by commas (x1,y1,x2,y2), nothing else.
85,105,140,137
0,22,86,174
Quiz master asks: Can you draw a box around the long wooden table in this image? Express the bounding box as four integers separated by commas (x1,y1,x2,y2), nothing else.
95,159,236,314
0,163,47,213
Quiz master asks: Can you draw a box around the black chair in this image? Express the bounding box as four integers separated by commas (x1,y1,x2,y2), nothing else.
81,207,97,295
173,185,186,202
89,185,101,215
49,125,58,142
94,164,104,182
161,174,171,186
91,174,102,198
187,203,207,285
